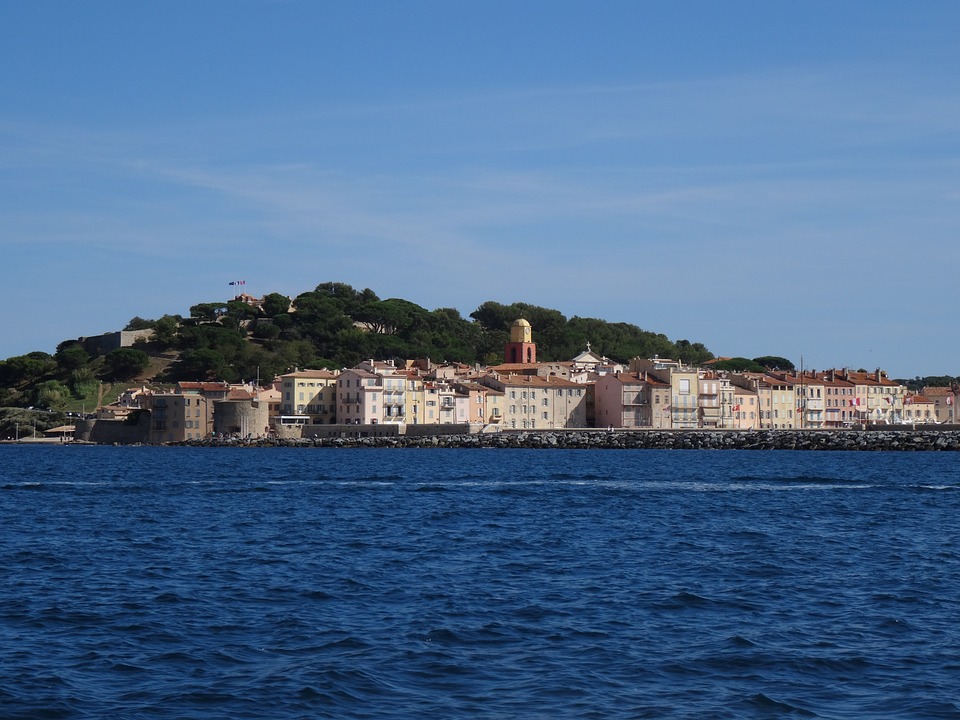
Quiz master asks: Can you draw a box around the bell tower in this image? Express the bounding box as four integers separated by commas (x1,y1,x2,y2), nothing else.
505,318,537,364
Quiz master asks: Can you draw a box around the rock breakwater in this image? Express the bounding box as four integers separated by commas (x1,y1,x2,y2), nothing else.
179,429,960,451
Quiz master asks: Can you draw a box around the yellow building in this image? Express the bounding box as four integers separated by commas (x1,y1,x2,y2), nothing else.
402,373,425,425
278,369,339,426
478,373,587,429
630,357,700,429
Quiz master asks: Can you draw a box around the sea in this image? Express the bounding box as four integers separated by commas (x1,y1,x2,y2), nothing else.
2,445,960,720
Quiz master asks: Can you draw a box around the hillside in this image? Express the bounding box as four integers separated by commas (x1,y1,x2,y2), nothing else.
0,282,712,424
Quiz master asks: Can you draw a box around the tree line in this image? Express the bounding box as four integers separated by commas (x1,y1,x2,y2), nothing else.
4,281,951,415
0,282,716,409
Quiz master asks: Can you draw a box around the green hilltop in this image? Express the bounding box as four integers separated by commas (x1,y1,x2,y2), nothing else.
0,282,712,420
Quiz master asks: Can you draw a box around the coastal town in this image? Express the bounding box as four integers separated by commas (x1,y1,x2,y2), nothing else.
68,313,955,445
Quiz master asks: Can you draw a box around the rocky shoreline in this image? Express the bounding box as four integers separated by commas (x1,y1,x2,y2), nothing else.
177,429,960,451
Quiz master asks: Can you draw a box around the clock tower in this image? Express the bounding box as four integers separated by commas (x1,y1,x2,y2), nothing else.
504,318,537,364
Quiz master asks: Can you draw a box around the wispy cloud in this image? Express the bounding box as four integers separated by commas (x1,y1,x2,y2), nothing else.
3,59,959,373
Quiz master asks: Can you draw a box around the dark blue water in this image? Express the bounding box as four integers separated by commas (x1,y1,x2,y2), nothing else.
2,446,960,719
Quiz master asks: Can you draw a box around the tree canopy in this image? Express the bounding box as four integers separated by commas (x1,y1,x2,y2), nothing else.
103,348,150,380
1,281,725,406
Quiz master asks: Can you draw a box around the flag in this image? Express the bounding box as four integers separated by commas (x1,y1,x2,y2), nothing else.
229,280,246,286
732,404,740,412
885,397,892,404
948,396,954,406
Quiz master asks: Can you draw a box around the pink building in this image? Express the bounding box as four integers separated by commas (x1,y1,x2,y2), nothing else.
593,371,670,429
336,369,381,424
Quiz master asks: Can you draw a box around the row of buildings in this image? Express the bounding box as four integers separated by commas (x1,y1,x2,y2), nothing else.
90,319,956,443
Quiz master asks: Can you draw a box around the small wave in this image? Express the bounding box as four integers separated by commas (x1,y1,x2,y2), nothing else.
732,474,869,486
662,591,710,608
727,482,874,492
153,592,187,604
743,692,817,716
109,661,147,674
727,634,756,648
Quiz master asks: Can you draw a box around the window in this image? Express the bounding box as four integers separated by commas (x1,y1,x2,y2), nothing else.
679,379,690,394
542,411,548,419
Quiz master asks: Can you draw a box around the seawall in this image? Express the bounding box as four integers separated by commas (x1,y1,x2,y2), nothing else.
178,429,960,451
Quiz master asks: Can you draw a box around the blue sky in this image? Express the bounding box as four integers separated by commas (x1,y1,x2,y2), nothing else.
3,1,959,378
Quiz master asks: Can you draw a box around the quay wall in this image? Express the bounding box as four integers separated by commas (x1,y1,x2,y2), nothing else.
178,429,960,451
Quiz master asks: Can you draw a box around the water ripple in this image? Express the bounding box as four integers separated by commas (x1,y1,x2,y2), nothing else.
2,446,960,718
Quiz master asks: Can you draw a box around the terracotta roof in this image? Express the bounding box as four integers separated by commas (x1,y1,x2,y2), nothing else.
177,382,229,392
338,369,379,378
604,372,668,387
490,374,585,389
279,369,339,379
487,363,541,373
456,382,495,392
